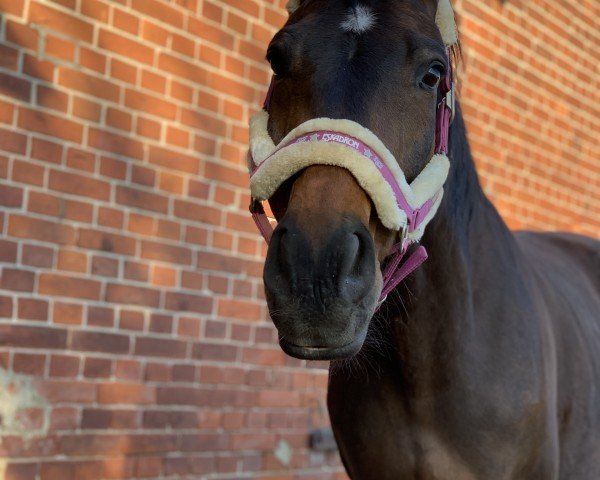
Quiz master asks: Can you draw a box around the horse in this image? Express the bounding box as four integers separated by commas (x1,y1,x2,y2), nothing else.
247,0,600,478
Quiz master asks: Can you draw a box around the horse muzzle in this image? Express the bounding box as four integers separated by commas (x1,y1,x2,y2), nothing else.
263,213,379,360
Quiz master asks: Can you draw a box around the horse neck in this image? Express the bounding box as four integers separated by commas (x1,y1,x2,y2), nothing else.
378,104,522,373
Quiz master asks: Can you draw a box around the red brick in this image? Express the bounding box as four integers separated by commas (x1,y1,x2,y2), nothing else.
113,7,139,35
81,408,138,429
39,273,101,300
0,0,25,16
91,255,119,277
0,98,14,123
17,298,49,321
0,72,31,102
97,383,155,404
0,325,67,349
0,295,13,317
0,127,27,154
171,364,195,382
106,108,132,132
124,261,149,282
64,199,94,223
57,250,88,273
156,219,180,240
53,302,83,325
66,148,96,172
174,199,221,225
80,0,109,22
0,239,18,262
72,96,102,121
144,362,170,382
141,240,191,265
116,186,169,213
136,116,161,139
12,159,45,186
99,29,154,64
132,0,184,28
13,353,46,375
192,342,237,362
87,306,114,328
40,461,105,480
148,145,199,173
141,69,166,93
177,316,201,337
127,212,155,236
22,244,54,268
119,310,145,331
71,330,130,354
49,354,80,377
106,282,160,308
158,170,184,194
1,268,34,292
18,107,83,143
45,34,76,61
88,127,144,159
84,357,112,378
135,337,187,359
36,84,70,112
78,228,137,256
49,407,79,431
29,2,94,41
218,299,263,321
125,89,176,120
115,359,142,381
165,292,213,314
27,191,59,217
79,46,106,73
5,20,38,51
3,463,38,480
150,266,176,287
98,207,124,229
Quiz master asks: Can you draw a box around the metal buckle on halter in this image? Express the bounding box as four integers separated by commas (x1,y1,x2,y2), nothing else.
446,82,456,123
400,221,409,246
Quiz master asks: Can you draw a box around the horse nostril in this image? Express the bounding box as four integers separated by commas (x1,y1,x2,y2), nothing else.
338,233,360,278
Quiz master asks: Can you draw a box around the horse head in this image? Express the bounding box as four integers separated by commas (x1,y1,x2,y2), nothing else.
254,0,456,360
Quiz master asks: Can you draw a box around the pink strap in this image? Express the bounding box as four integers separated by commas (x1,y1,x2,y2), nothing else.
377,246,428,308
250,201,274,244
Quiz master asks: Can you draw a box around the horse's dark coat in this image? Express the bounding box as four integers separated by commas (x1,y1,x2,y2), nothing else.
259,1,600,478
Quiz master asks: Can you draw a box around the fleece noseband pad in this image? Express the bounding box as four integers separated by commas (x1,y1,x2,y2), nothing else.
248,112,450,242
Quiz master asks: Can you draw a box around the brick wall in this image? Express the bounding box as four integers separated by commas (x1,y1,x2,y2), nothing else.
0,0,597,479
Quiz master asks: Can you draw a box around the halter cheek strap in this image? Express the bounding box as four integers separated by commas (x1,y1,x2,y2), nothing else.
250,56,454,309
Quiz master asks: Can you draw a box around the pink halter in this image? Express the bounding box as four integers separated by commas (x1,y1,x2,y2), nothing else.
250,56,454,308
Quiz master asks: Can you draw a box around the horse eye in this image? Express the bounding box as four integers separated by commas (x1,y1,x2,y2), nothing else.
267,46,288,76
419,66,442,90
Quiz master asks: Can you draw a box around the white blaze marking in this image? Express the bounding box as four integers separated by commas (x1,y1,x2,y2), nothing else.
341,5,375,34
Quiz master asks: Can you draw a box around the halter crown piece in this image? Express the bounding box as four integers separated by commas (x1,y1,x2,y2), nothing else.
249,0,458,308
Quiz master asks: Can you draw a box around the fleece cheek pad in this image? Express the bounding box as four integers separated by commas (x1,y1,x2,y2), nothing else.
248,110,450,243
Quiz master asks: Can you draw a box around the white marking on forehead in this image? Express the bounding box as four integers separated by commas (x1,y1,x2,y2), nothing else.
341,5,375,34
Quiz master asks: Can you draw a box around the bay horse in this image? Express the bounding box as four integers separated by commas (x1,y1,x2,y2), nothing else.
249,0,600,478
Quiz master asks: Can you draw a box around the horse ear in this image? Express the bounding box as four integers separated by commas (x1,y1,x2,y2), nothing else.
434,0,458,46
286,0,301,14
